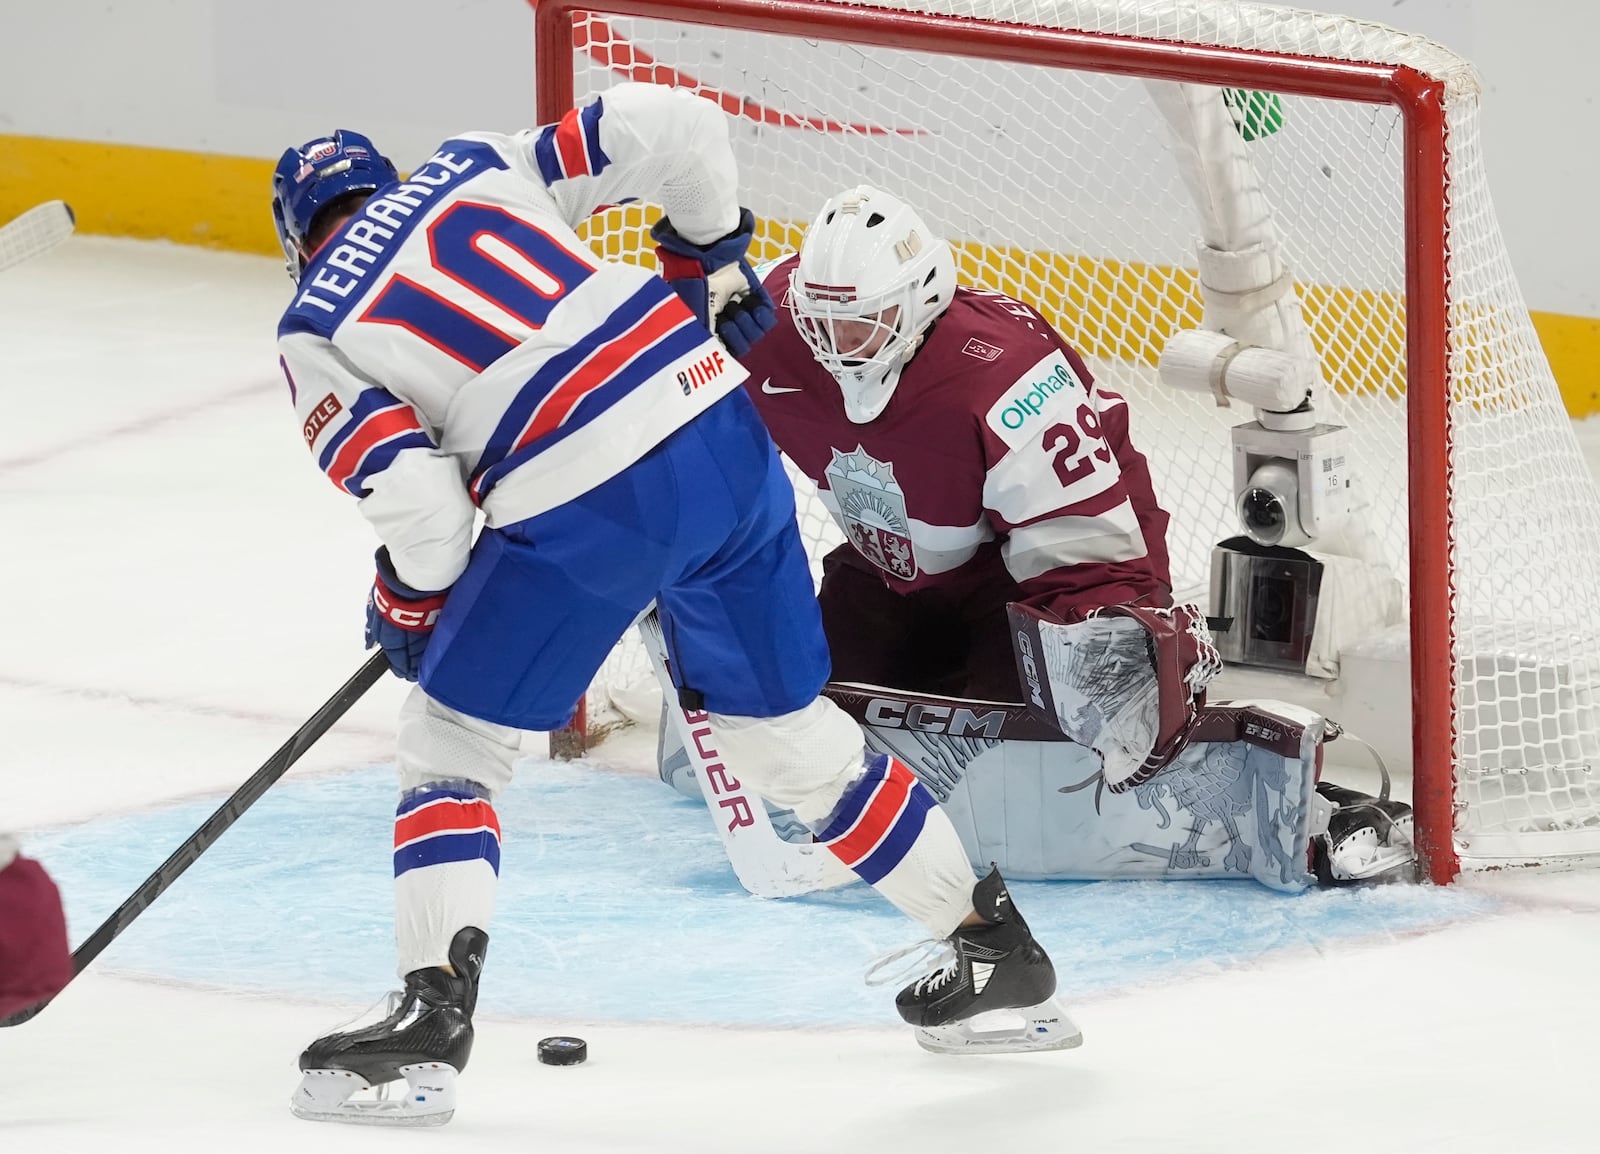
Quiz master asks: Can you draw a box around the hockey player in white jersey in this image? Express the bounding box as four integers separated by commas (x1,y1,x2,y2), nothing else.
272,85,1077,1127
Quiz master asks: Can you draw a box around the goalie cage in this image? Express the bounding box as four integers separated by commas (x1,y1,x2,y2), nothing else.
529,0,1600,883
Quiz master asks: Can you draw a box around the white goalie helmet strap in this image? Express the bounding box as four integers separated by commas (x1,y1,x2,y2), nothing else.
788,185,957,423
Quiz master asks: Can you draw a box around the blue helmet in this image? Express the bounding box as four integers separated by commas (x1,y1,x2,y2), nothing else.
271,130,398,281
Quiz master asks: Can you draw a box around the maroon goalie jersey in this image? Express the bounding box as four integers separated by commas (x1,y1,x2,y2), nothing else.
743,256,1172,623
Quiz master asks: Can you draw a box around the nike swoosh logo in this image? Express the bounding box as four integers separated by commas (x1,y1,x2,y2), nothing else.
760,378,803,395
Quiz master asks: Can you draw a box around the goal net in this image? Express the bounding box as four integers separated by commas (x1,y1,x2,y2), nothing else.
531,0,1600,881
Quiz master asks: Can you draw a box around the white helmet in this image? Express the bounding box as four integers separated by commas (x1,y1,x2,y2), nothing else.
788,186,957,423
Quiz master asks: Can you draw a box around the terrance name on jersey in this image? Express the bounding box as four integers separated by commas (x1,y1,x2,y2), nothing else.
290,148,481,317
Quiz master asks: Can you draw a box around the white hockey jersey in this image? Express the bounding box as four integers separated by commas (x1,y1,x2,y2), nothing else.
276,83,750,591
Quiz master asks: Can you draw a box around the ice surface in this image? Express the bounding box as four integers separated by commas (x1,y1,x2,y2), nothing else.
3,238,1600,1154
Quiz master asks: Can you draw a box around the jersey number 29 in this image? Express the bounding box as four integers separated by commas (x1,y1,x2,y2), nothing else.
1043,403,1113,488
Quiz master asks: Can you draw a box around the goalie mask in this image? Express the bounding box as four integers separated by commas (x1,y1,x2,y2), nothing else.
789,186,956,423
271,130,398,283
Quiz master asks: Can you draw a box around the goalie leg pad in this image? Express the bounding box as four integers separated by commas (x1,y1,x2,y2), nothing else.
856,690,1323,891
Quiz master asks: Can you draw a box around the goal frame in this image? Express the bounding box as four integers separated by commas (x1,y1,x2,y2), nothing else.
528,0,1457,882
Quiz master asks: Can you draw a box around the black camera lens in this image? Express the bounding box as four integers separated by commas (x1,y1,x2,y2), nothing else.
1240,487,1286,545
1249,572,1296,643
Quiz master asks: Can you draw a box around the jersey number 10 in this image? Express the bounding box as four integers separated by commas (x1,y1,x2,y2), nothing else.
359,201,598,372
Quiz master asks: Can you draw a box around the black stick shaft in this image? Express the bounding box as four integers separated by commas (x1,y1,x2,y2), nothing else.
0,651,390,1027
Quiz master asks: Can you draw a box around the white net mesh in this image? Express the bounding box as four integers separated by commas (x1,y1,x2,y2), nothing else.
550,0,1600,868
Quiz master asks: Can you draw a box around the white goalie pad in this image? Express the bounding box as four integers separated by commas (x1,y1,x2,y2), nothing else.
824,685,1326,892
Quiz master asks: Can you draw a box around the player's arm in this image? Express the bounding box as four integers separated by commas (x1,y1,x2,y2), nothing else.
523,81,741,242
510,83,773,353
278,332,474,593
981,344,1171,622
1091,381,1174,595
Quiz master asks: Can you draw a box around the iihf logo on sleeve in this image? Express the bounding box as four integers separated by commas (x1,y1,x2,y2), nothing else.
962,336,1003,361
678,349,727,395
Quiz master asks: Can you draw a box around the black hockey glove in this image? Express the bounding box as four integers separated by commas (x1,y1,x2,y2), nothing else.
652,208,777,357
365,547,448,681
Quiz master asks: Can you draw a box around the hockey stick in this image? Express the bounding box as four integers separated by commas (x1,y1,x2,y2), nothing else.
639,610,855,898
0,201,76,273
0,650,390,1027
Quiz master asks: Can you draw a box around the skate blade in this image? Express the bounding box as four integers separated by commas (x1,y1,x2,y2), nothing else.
914,999,1084,1055
290,1061,458,1126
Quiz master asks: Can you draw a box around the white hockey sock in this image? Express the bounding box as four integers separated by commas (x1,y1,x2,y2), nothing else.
813,752,976,937
711,700,977,937
393,780,501,976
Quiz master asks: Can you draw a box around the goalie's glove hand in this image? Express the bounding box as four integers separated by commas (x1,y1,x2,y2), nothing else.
651,208,776,357
365,546,449,682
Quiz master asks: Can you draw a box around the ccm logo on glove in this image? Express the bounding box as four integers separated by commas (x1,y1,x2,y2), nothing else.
370,582,445,630
366,547,450,681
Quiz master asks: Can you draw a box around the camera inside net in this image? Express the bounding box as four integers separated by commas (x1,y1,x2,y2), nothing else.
1237,459,1306,547
1230,421,1351,549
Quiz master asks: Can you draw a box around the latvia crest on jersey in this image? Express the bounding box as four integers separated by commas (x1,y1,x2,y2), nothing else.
826,446,917,579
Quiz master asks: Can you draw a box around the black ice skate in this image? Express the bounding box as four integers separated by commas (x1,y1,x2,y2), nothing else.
891,868,1081,1054
291,926,487,1127
1313,782,1419,886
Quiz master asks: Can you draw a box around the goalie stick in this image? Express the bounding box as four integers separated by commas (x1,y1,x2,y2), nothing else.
0,650,390,1028
0,201,75,273
638,610,855,898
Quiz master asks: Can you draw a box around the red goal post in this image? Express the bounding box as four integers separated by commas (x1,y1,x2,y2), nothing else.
531,0,1600,885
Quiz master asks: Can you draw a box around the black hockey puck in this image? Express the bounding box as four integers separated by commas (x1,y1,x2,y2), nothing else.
537,1035,588,1066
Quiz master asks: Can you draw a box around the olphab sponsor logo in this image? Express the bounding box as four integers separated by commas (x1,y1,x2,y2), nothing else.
985,353,1082,445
